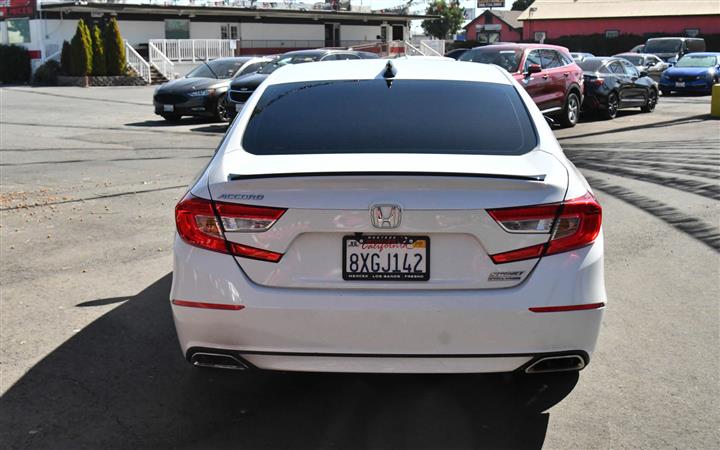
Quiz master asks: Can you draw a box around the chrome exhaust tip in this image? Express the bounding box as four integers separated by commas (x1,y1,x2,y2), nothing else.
190,352,248,370
524,355,586,374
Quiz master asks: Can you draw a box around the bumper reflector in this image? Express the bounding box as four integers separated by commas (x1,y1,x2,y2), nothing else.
172,299,245,310
529,302,605,313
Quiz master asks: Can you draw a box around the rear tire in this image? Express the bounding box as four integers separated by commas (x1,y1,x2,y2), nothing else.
559,92,580,128
161,113,182,122
641,89,658,113
603,92,619,120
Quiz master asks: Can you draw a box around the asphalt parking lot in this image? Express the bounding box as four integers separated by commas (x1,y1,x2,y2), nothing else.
1,86,718,449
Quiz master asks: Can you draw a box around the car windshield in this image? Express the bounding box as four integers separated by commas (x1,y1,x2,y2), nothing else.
186,59,247,79
242,79,536,156
645,40,681,53
459,48,524,73
258,54,321,74
618,55,643,65
578,59,605,72
675,55,717,68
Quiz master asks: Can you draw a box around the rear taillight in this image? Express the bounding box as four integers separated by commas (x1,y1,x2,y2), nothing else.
591,78,605,86
175,193,285,262
488,193,602,264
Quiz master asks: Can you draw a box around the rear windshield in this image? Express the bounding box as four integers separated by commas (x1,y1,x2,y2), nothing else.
241,79,536,156
578,59,605,72
645,39,681,53
459,48,523,73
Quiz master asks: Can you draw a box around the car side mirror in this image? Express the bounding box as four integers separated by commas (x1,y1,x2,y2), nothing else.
526,64,542,75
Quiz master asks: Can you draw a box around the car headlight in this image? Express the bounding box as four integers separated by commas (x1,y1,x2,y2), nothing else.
188,88,215,97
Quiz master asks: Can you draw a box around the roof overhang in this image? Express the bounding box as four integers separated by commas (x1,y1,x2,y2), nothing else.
40,2,434,22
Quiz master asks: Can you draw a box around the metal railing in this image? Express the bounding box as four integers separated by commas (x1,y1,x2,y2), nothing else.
403,41,424,56
148,42,176,80
149,39,233,62
125,40,152,84
420,41,443,57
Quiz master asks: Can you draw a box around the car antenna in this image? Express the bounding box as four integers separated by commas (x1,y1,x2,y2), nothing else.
382,60,396,88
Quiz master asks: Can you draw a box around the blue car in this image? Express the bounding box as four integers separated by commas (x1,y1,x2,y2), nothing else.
659,52,720,95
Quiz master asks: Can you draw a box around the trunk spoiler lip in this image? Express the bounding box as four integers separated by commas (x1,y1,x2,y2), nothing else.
228,171,546,182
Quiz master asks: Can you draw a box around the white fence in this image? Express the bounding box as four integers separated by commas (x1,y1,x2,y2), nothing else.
125,40,151,84
149,42,176,80
149,39,234,62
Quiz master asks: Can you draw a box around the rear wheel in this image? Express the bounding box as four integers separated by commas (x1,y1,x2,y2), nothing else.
603,92,619,120
641,89,658,113
559,92,580,128
161,113,182,122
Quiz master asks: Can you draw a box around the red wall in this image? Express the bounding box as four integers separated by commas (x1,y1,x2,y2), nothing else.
465,15,522,42
523,16,720,40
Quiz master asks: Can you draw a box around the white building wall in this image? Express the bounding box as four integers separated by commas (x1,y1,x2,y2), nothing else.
340,25,382,42
240,23,324,41
117,21,165,46
190,22,224,39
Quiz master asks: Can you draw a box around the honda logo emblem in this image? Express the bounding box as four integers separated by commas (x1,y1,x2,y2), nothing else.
370,204,402,229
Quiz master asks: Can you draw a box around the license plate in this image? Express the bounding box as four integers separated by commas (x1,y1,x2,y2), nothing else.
675,82,685,87
163,104,174,112
343,235,430,281
235,103,244,112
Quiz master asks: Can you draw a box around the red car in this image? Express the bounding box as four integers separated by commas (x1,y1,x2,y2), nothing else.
460,43,584,128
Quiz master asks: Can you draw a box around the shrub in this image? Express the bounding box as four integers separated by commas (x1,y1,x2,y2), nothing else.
60,40,72,75
70,19,93,76
0,44,31,83
104,18,126,76
33,60,61,85
91,24,107,76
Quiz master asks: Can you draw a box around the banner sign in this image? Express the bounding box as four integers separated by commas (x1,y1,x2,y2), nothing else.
477,1,505,7
0,0,36,19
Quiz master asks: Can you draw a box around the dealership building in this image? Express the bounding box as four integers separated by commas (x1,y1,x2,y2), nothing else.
0,0,424,73
518,0,720,42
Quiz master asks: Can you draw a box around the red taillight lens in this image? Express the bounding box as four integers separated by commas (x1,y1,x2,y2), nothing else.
591,78,605,86
175,193,285,262
488,193,602,264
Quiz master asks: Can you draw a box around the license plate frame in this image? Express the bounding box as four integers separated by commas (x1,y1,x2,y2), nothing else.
675,81,685,88
342,235,430,281
163,104,174,112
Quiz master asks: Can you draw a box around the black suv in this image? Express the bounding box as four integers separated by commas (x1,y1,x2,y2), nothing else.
227,49,378,120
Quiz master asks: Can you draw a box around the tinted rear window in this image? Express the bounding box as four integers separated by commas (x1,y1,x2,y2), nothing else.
241,80,536,156
578,59,605,72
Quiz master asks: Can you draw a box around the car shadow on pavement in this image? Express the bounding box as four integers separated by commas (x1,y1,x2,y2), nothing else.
0,274,579,449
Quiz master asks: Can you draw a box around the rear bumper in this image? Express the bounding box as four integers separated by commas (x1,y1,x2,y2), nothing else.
170,235,606,373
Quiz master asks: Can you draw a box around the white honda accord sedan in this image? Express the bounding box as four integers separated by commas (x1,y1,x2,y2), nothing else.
170,58,606,374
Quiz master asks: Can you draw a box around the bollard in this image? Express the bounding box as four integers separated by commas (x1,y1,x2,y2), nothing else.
712,84,720,117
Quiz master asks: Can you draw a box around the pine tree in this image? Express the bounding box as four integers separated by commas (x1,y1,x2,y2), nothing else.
91,24,106,76
70,19,92,76
60,40,71,75
104,18,126,76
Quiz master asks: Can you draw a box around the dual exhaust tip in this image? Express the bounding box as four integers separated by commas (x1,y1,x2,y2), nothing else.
524,354,586,374
190,352,248,370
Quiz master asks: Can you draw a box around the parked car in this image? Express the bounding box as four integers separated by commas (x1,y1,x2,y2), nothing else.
460,43,584,127
614,53,668,82
227,49,378,120
445,48,470,60
570,52,594,63
172,58,606,374
578,57,658,119
153,56,271,122
658,52,720,95
643,37,706,64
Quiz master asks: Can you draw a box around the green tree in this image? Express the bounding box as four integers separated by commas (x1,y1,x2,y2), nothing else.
59,40,72,75
421,1,465,40
70,19,92,76
511,0,535,11
103,18,126,76
91,24,106,76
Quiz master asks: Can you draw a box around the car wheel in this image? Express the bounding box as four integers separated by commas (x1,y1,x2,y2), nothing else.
641,89,658,113
559,92,580,128
161,113,182,122
215,94,230,123
603,92,619,120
